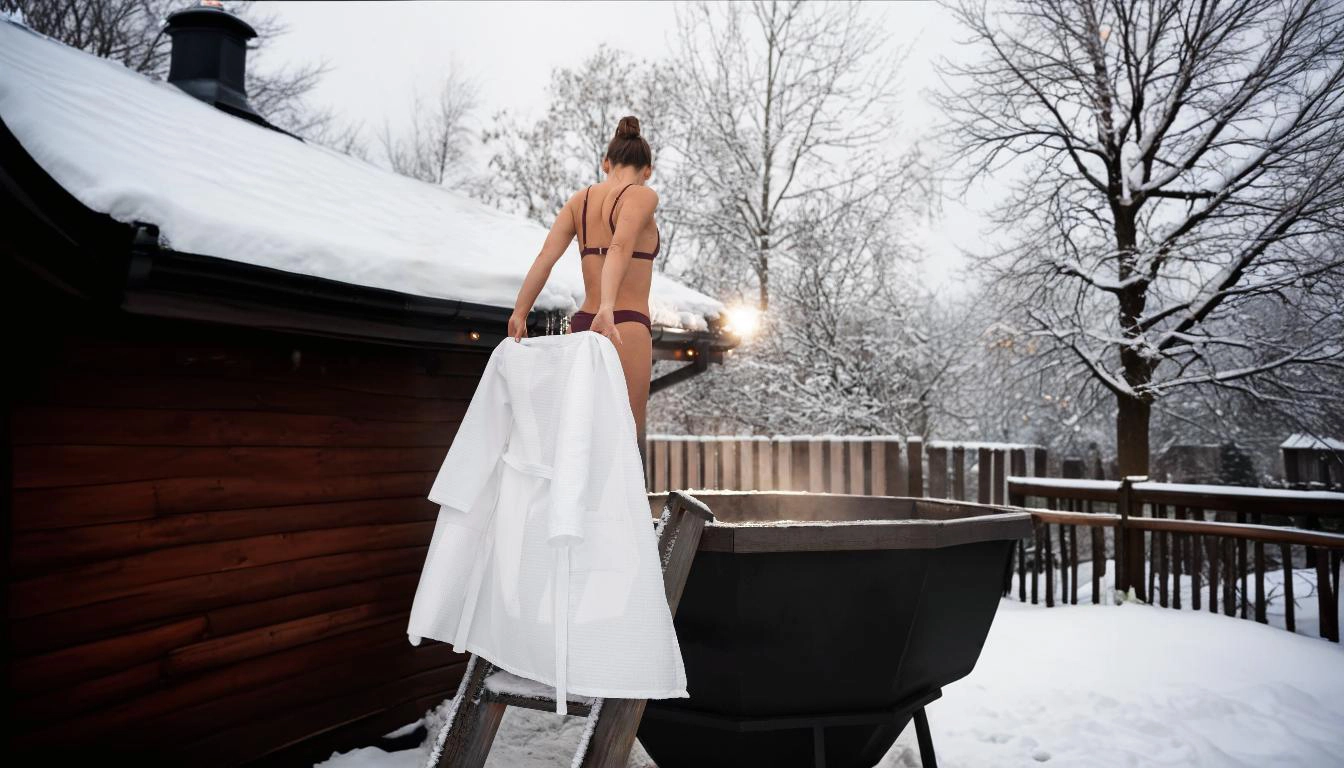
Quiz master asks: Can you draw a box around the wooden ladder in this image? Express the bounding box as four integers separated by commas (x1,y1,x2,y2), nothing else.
425,491,714,768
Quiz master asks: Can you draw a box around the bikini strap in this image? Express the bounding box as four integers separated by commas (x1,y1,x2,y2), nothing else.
580,185,591,249
608,183,635,232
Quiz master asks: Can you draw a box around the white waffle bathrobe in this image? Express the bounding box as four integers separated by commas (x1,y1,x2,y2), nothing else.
407,331,688,713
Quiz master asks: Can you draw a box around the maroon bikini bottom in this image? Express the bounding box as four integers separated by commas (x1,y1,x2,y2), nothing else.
570,309,651,333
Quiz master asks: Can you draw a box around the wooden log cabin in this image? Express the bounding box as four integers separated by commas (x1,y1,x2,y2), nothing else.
0,7,731,764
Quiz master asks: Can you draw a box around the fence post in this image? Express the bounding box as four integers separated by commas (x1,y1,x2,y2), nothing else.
1115,476,1131,600
756,436,773,490
1032,446,1049,479
1009,449,1026,490
702,437,719,490
828,438,845,493
907,436,924,498
668,437,685,491
847,437,865,495
992,449,1007,505
738,436,755,490
951,446,967,501
889,438,907,496
721,438,738,490
791,437,809,491
775,436,791,491
652,438,669,493
1115,475,1149,602
977,447,993,504
928,444,948,499
807,438,824,492
685,437,702,490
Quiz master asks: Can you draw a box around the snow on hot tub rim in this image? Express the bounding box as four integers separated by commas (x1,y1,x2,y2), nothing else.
647,490,1032,552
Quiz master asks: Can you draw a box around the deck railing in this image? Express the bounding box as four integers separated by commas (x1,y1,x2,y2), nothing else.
1008,476,1344,643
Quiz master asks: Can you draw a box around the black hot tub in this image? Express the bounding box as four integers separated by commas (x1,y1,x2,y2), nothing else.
637,491,1032,768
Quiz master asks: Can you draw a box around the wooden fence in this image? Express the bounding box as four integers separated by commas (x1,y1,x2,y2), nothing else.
1008,476,1344,643
644,435,1046,502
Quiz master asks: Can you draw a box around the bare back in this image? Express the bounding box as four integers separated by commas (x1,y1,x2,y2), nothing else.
569,180,659,316
564,179,659,446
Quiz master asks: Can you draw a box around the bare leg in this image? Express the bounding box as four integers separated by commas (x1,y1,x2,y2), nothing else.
568,319,651,473
613,321,652,468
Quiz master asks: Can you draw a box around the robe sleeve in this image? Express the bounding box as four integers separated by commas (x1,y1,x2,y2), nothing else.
546,338,604,546
426,342,511,514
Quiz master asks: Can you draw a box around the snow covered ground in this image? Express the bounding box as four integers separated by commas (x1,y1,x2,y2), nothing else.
317,598,1344,768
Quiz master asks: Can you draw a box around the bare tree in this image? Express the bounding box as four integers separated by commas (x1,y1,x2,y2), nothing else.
936,0,1344,478
476,46,673,227
379,68,479,187
9,0,172,74
667,0,913,310
10,0,365,154
654,178,947,436
648,1,939,436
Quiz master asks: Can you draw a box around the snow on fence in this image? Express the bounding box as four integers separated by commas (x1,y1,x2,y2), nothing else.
643,435,1046,503
1007,475,1344,643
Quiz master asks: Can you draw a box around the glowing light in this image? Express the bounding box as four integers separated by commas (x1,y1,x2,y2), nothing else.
722,304,761,339
468,330,481,341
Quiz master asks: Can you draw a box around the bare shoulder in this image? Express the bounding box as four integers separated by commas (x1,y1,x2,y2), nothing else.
564,186,588,211
621,184,659,212
631,185,659,206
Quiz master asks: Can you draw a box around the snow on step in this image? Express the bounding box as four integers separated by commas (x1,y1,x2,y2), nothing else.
485,670,596,706
0,19,723,331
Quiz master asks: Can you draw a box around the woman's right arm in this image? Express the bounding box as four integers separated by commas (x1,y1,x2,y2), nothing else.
509,195,579,340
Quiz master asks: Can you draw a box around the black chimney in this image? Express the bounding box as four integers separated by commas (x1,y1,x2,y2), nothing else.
164,1,270,129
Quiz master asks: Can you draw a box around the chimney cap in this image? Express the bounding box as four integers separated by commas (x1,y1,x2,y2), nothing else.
165,1,257,40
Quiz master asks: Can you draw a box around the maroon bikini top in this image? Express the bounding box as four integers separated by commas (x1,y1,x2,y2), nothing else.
579,183,660,260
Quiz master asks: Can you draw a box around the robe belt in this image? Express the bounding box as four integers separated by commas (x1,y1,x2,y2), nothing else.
498,449,571,715
501,451,554,479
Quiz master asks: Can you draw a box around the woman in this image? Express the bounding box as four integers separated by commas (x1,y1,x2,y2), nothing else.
507,115,660,450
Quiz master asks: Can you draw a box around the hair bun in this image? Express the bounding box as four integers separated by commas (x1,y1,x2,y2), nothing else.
615,116,641,140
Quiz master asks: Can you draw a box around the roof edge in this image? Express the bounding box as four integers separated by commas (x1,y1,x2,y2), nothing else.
1,112,732,354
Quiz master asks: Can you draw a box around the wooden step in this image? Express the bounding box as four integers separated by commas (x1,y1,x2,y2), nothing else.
483,670,596,717
426,490,714,768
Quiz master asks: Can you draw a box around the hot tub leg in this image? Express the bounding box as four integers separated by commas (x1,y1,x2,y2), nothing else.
914,707,937,768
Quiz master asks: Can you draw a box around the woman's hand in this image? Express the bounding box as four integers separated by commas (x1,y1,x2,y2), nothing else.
589,306,623,347
507,312,528,342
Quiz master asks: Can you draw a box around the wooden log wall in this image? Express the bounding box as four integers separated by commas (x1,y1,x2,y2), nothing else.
645,435,1045,504
7,303,479,764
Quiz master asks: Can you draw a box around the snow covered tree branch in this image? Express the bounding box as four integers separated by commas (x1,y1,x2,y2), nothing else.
936,0,1344,475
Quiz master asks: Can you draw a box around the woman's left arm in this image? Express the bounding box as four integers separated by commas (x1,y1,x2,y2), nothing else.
509,197,579,340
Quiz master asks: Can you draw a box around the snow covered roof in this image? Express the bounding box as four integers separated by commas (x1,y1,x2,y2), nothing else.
0,18,723,331
1280,433,1344,451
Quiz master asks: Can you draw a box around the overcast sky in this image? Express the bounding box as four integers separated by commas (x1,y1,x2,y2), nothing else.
263,1,998,291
